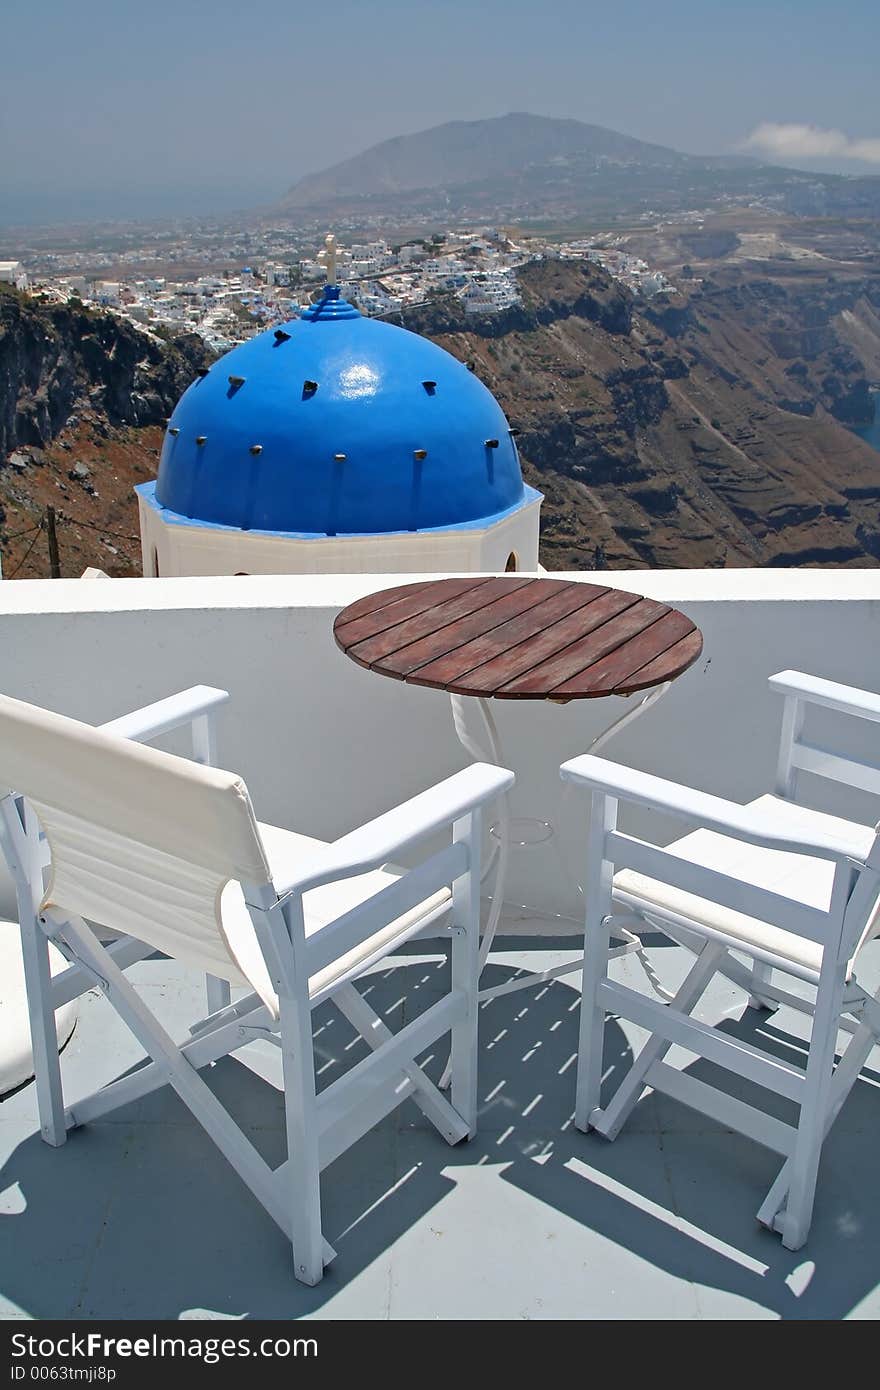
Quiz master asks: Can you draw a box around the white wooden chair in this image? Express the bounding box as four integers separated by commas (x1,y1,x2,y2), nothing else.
0,687,512,1284
561,670,880,1251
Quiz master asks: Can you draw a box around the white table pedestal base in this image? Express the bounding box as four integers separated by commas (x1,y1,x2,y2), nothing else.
447,684,674,1005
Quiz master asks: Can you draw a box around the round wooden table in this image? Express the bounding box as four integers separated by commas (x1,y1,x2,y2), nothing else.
334,576,702,1015
333,575,701,701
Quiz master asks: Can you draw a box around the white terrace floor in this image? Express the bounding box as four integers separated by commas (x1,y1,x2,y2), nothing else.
2,926,879,1321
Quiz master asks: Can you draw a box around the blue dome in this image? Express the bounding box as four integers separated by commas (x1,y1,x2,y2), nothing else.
147,288,534,537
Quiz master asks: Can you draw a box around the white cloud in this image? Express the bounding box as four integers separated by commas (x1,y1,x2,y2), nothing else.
743,122,880,165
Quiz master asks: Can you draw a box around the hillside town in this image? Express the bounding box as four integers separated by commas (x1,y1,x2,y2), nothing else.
2,227,676,352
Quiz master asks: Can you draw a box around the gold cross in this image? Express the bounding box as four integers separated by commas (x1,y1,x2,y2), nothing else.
318,233,338,286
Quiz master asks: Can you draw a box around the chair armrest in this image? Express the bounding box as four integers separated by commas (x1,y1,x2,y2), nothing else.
560,753,872,864
99,686,230,744
769,670,880,725
273,762,514,897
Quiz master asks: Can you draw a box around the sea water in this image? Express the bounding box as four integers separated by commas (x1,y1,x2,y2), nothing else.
851,389,880,453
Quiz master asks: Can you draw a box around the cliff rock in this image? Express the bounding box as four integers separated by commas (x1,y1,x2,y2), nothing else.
400,258,880,569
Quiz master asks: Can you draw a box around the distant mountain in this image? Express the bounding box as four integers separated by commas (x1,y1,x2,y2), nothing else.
276,111,880,224
281,113,694,208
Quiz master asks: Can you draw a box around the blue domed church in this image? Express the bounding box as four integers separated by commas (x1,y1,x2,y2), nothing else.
137,263,542,576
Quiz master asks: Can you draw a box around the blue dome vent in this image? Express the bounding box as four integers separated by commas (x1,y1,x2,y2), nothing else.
148,287,534,538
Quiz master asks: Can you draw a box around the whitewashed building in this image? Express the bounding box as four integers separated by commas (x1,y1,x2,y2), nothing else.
0,261,28,290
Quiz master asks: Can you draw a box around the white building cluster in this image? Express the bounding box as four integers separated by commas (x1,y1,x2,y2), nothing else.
299,229,528,318
12,225,674,356
558,239,675,298
0,261,28,291
43,269,301,354
16,229,534,354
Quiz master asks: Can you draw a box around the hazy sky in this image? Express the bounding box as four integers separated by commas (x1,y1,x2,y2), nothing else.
2,0,878,223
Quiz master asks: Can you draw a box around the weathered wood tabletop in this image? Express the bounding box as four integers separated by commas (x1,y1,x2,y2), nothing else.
333,576,702,702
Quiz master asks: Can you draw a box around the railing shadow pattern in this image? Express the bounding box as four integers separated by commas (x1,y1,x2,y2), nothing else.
1,939,878,1319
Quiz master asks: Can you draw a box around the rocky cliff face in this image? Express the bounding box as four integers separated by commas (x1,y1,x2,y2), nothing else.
0,285,212,577
2,257,879,579
401,258,880,568
0,286,211,459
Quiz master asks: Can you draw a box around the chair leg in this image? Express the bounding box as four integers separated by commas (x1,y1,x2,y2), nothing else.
575,910,614,1132
747,959,777,1011
658,921,781,1011
52,911,311,1255
758,1008,878,1231
590,940,725,1141
449,810,481,1138
205,975,231,1016
20,915,67,1147
333,982,469,1146
779,967,847,1251
450,922,479,1138
278,993,325,1285
3,800,67,1146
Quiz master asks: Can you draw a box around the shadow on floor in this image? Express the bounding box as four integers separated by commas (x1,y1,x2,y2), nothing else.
1,943,878,1319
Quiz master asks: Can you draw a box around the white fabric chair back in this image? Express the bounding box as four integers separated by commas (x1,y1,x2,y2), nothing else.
0,693,272,984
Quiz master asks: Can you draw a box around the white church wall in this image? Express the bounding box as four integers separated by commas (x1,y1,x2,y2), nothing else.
138,492,541,577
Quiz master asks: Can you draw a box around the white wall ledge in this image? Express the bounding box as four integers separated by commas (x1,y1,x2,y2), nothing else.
2,567,878,617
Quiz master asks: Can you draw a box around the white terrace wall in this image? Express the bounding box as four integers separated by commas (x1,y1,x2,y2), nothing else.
0,569,877,925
